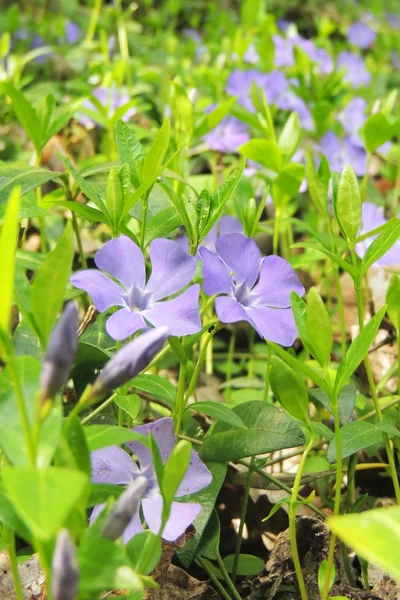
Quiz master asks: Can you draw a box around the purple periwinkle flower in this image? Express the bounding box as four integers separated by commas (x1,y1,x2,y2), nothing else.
79,87,137,128
70,236,201,341
226,69,288,111
51,529,79,600
355,203,400,267
338,97,367,137
91,328,169,397
40,302,78,400
204,116,250,153
65,21,81,45
202,215,243,253
199,233,305,346
337,52,371,89
347,21,376,49
276,90,314,131
90,418,212,542
317,131,367,176
272,35,294,68
243,44,260,65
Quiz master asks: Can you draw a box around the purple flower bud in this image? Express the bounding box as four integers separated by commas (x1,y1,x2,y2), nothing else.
40,303,78,400
91,327,169,397
51,529,79,600
101,476,148,540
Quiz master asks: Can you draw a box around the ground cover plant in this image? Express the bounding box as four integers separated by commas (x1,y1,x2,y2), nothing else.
0,0,400,598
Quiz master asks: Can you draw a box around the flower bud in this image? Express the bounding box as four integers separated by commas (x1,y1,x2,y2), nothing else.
51,529,79,600
40,303,78,400
91,327,168,398
101,476,148,540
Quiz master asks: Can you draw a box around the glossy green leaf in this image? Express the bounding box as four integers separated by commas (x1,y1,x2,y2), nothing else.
334,305,386,394
31,221,74,347
131,374,176,406
318,560,335,596
223,554,264,576
114,394,141,419
327,421,382,463
305,153,329,217
161,440,192,517
142,117,170,184
336,164,361,247
361,218,400,276
328,506,400,582
143,206,182,246
1,467,89,540
387,275,400,332
360,113,395,153
62,155,109,216
126,530,162,575
278,112,301,160
188,401,248,428
84,426,149,452
200,401,305,462
195,97,238,138
0,165,62,206
270,356,309,423
269,341,330,393
106,167,124,231
291,243,357,278
115,119,144,188
306,287,332,367
3,83,42,152
0,187,20,347
196,510,221,560
239,139,282,172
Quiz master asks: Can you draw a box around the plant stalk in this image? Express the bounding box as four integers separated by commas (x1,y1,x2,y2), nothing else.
231,456,255,584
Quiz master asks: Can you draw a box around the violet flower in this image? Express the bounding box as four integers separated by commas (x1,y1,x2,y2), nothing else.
337,52,371,89
79,87,137,128
65,21,81,45
199,233,305,346
338,97,368,138
276,90,314,131
202,215,243,253
226,69,288,111
204,116,250,153
70,236,201,341
317,131,367,176
347,21,376,49
355,203,400,267
90,418,212,542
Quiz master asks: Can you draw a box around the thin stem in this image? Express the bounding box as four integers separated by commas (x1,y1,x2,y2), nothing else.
85,0,102,46
231,456,255,584
216,553,243,600
347,454,357,508
35,150,46,253
80,393,118,424
328,221,346,356
174,360,187,436
262,344,272,402
273,206,280,254
140,197,148,249
289,430,315,600
360,153,372,203
4,529,25,600
71,212,87,268
196,557,232,600
225,328,236,402
184,324,220,403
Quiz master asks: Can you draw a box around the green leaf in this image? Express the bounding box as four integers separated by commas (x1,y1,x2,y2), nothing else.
387,275,400,332
196,509,221,560
37,401,63,468
143,206,181,247
0,165,62,206
188,401,248,429
291,242,357,278
57,416,92,476
223,554,264,576
290,291,317,358
202,158,245,239
306,287,332,368
360,113,395,153
0,187,20,346
327,421,383,463
31,221,74,347
361,218,400,275
142,117,170,184
131,374,176,406
1,467,89,540
309,384,356,425
305,152,329,217
114,394,141,419
84,425,149,452
115,120,144,188
50,200,110,226
269,341,330,393
161,440,192,516
61,155,109,216
273,162,304,201
334,305,386,394
177,463,226,566
239,139,282,172
278,112,302,160
270,356,309,423
318,560,335,596
328,506,400,582
126,530,162,575
200,401,305,462
336,164,361,247
195,97,238,138
3,83,42,152
106,167,124,232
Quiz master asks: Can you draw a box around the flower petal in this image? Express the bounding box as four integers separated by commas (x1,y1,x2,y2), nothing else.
91,446,138,484
250,255,305,307
245,306,298,346
70,270,125,312
143,285,201,336
215,233,261,288
198,247,234,296
125,418,176,470
106,308,147,341
142,495,201,542
146,239,197,302
176,451,213,497
94,235,146,291
215,296,252,325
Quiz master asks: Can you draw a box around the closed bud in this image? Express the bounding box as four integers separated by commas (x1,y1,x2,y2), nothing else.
51,529,79,600
91,327,168,398
101,476,148,540
40,303,78,400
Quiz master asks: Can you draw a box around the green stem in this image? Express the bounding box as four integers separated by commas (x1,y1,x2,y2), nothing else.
71,212,87,268
80,393,118,424
4,529,25,600
225,328,236,402
7,355,36,465
289,430,314,600
184,324,220,404
174,360,187,436
328,221,346,356
360,153,372,203
85,0,102,45
273,206,280,254
347,454,357,508
216,553,243,600
196,557,232,600
231,456,255,584
262,344,272,402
